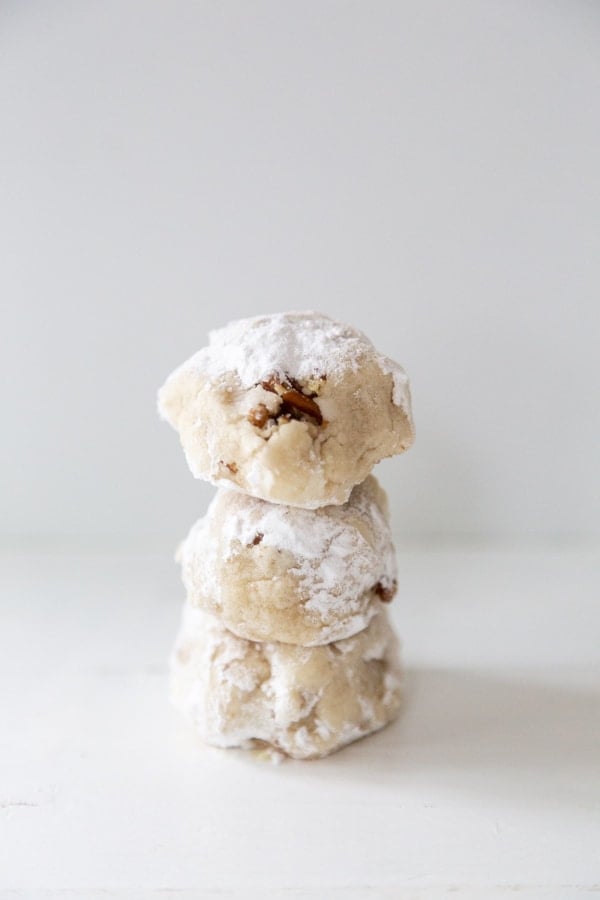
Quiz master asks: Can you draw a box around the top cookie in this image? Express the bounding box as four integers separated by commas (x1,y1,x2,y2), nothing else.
158,312,414,508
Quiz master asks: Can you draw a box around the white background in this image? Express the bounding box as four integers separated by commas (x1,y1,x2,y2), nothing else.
2,0,599,544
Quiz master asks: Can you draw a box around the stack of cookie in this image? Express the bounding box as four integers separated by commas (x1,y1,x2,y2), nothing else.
158,312,414,759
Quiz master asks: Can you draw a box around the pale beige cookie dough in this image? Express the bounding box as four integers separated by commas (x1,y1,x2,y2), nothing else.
171,604,402,760
179,475,398,646
158,312,414,508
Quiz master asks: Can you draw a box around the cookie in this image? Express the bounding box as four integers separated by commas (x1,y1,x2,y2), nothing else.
158,312,414,508
178,475,398,646
170,604,402,760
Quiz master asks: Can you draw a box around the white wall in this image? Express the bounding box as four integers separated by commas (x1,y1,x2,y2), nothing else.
1,0,599,542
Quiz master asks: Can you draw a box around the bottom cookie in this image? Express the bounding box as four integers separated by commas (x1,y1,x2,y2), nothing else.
170,604,402,760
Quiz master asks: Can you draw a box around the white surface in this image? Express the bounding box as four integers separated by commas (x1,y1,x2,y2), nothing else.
1,542,599,898
2,0,600,541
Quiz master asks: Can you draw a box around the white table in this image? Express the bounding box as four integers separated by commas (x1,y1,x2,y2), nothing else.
1,542,599,898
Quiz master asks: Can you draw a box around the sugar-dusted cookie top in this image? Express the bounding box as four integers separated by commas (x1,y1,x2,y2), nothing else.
167,311,412,410
159,311,414,508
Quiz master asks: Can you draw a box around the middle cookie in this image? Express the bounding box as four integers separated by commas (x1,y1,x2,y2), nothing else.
178,475,398,646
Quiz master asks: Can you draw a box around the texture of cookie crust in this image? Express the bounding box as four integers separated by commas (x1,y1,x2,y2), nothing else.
171,605,402,760
158,312,414,508
178,475,398,646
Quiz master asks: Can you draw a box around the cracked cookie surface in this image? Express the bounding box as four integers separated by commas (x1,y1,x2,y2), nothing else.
170,605,402,760
158,311,414,508
178,476,398,646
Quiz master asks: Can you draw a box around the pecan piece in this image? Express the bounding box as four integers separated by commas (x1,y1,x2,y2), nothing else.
247,403,270,428
251,532,263,546
374,580,397,603
260,377,283,395
280,389,323,425
258,375,323,425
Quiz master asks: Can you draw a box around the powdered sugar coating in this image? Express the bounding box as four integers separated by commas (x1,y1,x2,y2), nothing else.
178,476,398,646
165,311,411,414
170,604,403,760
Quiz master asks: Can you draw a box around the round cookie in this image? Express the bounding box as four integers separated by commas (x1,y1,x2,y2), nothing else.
170,604,402,760
158,312,414,508
178,475,398,646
